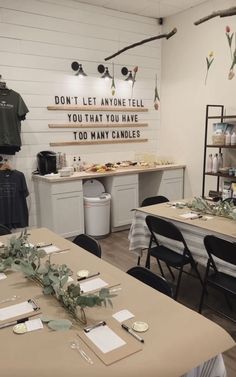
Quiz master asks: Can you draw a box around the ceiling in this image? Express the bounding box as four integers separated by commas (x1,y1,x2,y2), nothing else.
76,0,207,19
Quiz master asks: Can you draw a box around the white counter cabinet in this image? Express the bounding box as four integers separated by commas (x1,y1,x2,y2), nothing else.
34,180,84,238
104,174,139,231
33,164,185,237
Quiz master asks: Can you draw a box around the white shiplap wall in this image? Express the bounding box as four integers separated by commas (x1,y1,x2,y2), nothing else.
0,0,161,227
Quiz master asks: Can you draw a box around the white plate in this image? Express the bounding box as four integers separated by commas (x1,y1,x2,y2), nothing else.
13,323,27,334
132,321,149,332
77,270,89,278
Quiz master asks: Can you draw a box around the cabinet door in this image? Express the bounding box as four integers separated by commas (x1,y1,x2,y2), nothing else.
158,169,184,201
52,192,84,237
112,184,138,227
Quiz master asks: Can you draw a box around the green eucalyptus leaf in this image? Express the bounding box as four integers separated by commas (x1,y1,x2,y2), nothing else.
47,319,72,331
48,271,60,283
37,265,49,274
40,315,56,323
71,286,81,297
43,285,54,295
61,274,69,287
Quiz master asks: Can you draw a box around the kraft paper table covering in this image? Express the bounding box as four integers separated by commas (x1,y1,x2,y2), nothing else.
129,203,236,277
137,202,236,239
0,228,234,377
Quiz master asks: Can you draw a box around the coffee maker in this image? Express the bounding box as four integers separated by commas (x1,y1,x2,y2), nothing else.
37,151,57,175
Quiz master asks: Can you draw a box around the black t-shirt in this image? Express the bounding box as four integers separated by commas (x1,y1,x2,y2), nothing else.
0,170,29,229
0,89,29,147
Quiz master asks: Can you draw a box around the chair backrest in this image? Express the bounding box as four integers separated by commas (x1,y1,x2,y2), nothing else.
146,215,186,245
0,224,11,236
73,234,102,258
222,197,236,206
127,266,173,298
204,235,236,270
141,195,169,207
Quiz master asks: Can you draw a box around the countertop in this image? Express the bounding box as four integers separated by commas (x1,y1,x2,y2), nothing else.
32,163,185,183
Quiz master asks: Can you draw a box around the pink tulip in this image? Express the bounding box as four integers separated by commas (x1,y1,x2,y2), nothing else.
226,25,230,33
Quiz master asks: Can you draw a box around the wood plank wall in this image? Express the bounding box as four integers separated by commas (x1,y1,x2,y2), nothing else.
0,0,161,227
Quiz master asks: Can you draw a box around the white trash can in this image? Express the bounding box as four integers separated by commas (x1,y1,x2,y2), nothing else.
83,179,111,238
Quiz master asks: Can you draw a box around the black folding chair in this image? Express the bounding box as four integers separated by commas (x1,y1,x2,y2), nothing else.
0,224,11,236
73,234,102,258
127,266,173,298
199,235,236,321
136,195,169,266
141,195,169,207
145,215,203,300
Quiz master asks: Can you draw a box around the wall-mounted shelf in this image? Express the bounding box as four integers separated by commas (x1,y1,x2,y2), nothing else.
48,123,148,128
47,105,148,112
50,139,148,147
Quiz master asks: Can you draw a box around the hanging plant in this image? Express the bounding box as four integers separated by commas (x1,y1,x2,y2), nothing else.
204,51,214,85
111,62,116,96
225,25,236,80
131,66,138,98
154,74,160,110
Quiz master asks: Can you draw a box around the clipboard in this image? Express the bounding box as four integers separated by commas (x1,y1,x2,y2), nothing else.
0,299,41,327
78,318,142,365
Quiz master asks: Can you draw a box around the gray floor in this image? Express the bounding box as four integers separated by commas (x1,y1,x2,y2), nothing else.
99,230,236,377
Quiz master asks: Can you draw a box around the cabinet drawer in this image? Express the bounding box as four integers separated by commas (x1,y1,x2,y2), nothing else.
51,180,83,194
162,169,183,179
112,174,138,186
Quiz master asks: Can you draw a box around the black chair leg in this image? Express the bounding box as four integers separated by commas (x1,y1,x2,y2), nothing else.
145,253,151,269
156,258,165,278
199,285,206,313
174,266,184,300
224,293,233,312
166,263,175,280
189,257,203,287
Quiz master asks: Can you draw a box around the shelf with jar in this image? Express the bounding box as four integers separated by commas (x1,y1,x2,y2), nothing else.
202,104,236,199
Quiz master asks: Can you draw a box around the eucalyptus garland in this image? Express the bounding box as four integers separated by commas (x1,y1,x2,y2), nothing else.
0,230,114,327
186,197,236,220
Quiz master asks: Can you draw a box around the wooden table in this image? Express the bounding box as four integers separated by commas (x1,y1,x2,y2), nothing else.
129,202,236,277
0,228,234,377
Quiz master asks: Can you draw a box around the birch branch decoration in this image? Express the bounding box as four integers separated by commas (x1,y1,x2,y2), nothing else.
194,7,236,25
104,28,177,61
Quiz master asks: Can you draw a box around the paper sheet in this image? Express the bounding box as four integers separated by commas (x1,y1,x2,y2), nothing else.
25,318,43,332
42,245,60,254
0,301,34,321
85,325,126,353
28,243,60,254
112,310,134,323
79,278,108,293
0,273,7,280
180,212,200,220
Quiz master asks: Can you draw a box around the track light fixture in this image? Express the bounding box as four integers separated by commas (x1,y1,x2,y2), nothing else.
71,61,87,77
125,71,134,83
121,67,134,83
97,64,112,80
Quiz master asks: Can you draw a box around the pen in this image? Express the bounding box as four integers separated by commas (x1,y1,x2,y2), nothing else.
77,272,100,281
121,324,144,343
36,243,53,248
0,316,29,330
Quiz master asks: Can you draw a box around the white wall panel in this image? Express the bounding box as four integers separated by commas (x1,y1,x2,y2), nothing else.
0,0,161,228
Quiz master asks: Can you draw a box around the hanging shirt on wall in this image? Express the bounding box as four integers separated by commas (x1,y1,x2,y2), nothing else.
0,169,29,229
0,89,29,155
